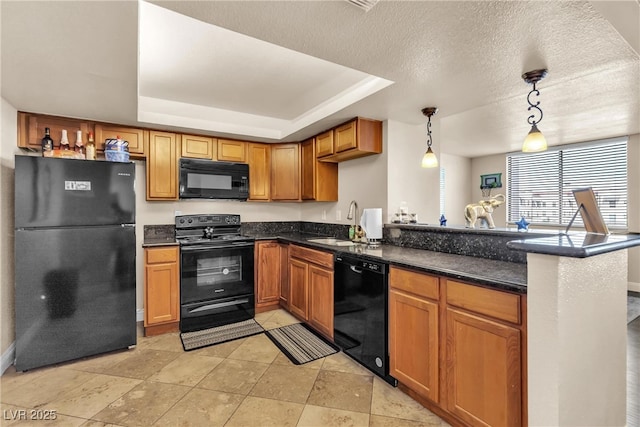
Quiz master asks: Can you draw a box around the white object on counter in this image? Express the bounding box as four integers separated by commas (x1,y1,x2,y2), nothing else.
360,208,383,240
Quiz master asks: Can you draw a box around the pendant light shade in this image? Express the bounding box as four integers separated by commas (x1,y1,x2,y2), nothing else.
421,107,438,168
522,123,547,152
522,69,548,153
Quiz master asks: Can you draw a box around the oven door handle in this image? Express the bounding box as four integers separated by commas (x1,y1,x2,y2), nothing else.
180,242,255,252
187,298,250,314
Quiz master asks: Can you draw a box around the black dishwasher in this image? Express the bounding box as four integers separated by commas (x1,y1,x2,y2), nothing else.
334,255,397,386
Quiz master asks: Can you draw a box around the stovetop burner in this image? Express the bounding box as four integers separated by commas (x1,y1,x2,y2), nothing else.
175,214,254,247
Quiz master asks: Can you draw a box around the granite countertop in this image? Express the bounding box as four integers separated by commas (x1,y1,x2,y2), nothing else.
507,232,640,258
250,232,527,294
142,237,179,247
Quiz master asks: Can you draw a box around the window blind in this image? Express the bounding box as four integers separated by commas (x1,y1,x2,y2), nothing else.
507,138,628,228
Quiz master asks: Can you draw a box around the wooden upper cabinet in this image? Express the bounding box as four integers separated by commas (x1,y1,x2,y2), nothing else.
301,138,338,202
248,143,271,201
334,120,357,153
18,112,93,151
315,130,334,158
94,124,147,157
317,117,382,163
181,134,217,160
271,143,300,201
146,131,178,200
217,139,247,162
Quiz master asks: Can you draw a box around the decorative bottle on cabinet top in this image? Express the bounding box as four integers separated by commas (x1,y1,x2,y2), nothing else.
41,127,53,157
74,130,85,159
60,129,70,150
85,132,96,160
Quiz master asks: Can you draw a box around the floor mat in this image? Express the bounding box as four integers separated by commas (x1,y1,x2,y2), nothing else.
265,323,338,365
180,318,264,351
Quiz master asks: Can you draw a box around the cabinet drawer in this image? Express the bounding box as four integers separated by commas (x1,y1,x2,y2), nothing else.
390,267,439,301
146,247,178,264
446,280,521,324
289,245,333,270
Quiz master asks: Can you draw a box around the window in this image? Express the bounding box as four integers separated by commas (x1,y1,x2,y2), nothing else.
507,137,627,228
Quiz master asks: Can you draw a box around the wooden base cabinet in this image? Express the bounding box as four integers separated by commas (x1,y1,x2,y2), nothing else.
255,241,282,312
389,267,440,403
144,246,179,336
445,308,521,427
288,244,334,339
388,268,526,427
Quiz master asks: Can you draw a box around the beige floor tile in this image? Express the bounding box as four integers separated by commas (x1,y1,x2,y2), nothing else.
369,414,444,427
1,368,95,408
100,349,180,380
62,349,134,374
297,404,370,427
0,403,28,426
190,337,246,358
260,310,301,330
92,381,190,426
272,352,324,370
225,396,304,427
254,310,276,326
370,377,444,424
2,413,87,427
79,421,123,427
48,373,141,419
153,388,244,426
147,353,223,386
321,352,373,376
196,358,269,395
249,363,319,403
307,370,373,414
136,332,183,352
226,333,280,363
0,366,48,400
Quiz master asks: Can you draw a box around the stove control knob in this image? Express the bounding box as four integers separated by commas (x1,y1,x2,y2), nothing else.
187,218,193,224
179,218,185,224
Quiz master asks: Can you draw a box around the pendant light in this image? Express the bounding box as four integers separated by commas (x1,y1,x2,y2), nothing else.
421,107,438,168
522,69,548,152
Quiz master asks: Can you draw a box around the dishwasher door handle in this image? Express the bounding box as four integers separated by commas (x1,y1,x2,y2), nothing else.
350,265,363,274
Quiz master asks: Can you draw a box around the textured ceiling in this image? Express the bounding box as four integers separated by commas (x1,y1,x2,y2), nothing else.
2,0,639,158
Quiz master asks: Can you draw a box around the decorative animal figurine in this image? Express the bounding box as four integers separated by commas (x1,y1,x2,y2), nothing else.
464,194,506,229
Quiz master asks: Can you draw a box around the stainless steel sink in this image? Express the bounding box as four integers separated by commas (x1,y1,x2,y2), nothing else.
306,237,356,247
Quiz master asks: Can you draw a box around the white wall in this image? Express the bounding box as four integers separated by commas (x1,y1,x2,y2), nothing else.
385,120,440,224
440,153,471,226
470,153,508,227
1,98,20,357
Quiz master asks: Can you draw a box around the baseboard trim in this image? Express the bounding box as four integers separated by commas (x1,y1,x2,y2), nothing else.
137,309,144,323
629,281,640,293
1,342,15,375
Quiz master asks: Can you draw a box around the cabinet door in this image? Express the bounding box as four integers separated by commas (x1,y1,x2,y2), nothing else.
147,131,178,200
144,248,179,326
288,258,309,320
248,143,271,201
95,124,147,156
316,130,334,158
445,308,522,427
334,120,357,153
279,244,289,308
19,112,92,151
271,143,300,201
301,138,316,200
181,134,216,160
389,289,439,403
255,241,281,305
217,139,247,162
308,265,334,339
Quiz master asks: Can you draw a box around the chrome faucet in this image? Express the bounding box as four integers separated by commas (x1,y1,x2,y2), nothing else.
347,200,358,224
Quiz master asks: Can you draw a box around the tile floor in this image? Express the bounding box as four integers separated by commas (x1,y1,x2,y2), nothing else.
0,309,449,427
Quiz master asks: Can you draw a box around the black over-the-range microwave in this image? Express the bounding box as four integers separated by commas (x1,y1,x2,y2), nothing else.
179,158,249,200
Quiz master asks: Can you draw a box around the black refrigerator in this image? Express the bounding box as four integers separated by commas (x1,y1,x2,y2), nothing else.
14,156,137,371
